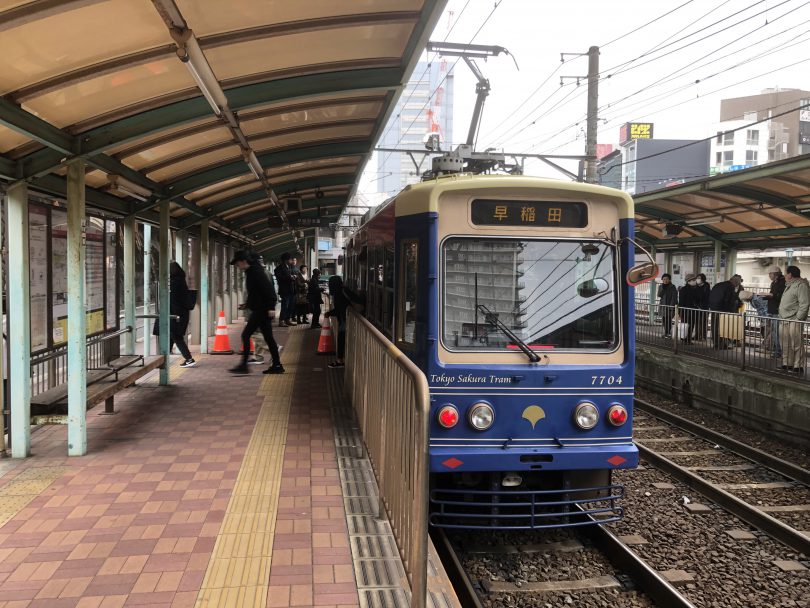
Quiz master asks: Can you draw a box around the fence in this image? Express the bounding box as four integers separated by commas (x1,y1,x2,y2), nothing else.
344,308,431,608
635,299,810,379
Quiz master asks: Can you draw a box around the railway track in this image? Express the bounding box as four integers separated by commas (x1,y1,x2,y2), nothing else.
634,397,810,556
432,519,697,608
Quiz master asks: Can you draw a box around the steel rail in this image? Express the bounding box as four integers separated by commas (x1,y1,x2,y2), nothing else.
580,511,699,608
635,398,810,486
430,529,484,608
636,443,810,556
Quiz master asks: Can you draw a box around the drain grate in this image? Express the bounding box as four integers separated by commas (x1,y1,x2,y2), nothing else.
359,588,410,608
348,515,393,536
354,558,407,588
351,535,400,559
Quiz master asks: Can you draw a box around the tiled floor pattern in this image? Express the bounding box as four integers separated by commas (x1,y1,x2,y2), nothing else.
194,330,302,607
265,331,362,608
0,324,290,608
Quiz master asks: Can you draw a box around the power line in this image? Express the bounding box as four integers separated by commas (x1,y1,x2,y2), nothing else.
601,0,697,48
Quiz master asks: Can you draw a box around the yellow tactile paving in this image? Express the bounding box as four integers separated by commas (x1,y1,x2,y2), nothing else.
195,329,303,608
0,466,68,527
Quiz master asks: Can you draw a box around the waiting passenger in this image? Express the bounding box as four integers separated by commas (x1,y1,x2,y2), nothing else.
694,273,710,340
708,275,742,349
295,265,310,324
761,266,785,358
677,274,699,343
324,276,362,369
308,269,324,329
778,265,810,374
657,273,678,338
274,253,296,327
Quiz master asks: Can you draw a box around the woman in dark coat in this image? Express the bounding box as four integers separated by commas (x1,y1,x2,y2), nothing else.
169,262,195,367
657,273,678,338
308,269,324,329
694,273,711,340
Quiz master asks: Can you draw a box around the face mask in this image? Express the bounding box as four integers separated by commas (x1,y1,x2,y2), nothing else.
696,279,703,285
688,280,696,286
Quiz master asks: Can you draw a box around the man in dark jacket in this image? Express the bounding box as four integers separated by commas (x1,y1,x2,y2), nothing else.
657,273,678,338
761,265,785,357
273,252,296,326
677,274,700,343
708,275,742,348
230,250,283,375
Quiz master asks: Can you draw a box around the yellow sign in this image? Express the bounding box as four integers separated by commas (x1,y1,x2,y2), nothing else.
522,405,546,429
53,309,106,344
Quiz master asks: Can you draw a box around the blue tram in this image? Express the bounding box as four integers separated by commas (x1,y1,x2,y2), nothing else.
344,174,655,529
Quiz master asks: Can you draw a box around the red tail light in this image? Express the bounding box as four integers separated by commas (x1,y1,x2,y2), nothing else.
607,404,628,426
437,405,459,428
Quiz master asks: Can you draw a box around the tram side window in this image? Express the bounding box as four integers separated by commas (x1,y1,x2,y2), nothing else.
397,240,418,346
384,247,394,338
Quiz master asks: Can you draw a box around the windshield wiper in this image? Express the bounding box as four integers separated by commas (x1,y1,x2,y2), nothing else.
477,304,540,363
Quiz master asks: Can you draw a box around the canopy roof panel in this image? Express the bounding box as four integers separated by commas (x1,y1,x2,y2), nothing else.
634,153,810,250
0,0,446,244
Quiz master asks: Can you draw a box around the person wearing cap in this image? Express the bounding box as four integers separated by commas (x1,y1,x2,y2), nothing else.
778,265,810,374
229,250,283,375
760,266,785,358
677,273,700,343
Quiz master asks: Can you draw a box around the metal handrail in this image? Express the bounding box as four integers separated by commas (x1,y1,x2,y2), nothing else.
345,307,430,608
30,326,133,365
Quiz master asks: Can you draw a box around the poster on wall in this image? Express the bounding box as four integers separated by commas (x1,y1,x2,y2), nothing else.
51,210,68,344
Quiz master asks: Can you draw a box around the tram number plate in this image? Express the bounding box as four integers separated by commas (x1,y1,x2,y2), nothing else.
591,375,622,385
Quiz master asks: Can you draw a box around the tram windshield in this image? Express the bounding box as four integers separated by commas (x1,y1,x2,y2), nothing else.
442,238,618,352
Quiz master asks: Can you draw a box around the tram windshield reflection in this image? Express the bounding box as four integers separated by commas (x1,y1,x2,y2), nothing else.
442,238,618,352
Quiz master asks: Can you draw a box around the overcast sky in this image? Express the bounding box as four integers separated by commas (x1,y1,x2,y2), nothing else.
359,0,810,196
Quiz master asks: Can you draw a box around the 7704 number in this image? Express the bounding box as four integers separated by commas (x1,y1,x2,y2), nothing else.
591,376,622,385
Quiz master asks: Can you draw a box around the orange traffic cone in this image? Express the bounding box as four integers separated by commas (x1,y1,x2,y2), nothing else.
317,316,335,355
211,311,234,355
238,338,255,356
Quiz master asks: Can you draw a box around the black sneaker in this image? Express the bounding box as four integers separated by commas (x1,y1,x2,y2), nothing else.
328,361,345,369
180,358,196,368
263,364,285,374
229,365,249,374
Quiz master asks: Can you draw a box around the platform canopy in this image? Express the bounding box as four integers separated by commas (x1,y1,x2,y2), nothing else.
634,153,810,250
0,0,446,257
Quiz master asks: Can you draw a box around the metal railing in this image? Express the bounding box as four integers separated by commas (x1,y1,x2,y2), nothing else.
344,308,430,608
30,327,131,397
635,300,810,380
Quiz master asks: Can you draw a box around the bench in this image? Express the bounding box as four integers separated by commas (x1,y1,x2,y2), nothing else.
30,355,164,421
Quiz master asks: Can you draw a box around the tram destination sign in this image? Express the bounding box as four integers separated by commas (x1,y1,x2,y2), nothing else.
289,217,331,228
471,199,588,228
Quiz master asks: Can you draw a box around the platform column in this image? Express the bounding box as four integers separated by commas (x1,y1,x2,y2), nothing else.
123,215,136,355
66,159,88,457
189,236,201,346
143,224,152,357
0,190,5,455
200,220,210,354
728,248,737,278
714,241,723,283
158,200,171,386
7,181,31,457
223,246,232,324
648,244,657,323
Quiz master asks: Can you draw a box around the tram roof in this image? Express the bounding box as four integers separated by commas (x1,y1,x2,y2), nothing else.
633,152,810,251
0,0,446,254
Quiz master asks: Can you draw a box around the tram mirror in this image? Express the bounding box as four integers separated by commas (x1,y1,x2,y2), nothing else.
626,262,659,286
580,243,600,261
577,278,610,298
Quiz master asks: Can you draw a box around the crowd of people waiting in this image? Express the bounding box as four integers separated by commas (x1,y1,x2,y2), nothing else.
657,265,810,373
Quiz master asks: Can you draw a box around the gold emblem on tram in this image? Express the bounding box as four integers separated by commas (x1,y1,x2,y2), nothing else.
522,405,546,429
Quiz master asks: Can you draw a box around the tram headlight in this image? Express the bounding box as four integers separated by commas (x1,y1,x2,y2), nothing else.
437,405,459,428
607,404,628,426
574,402,599,430
468,402,495,431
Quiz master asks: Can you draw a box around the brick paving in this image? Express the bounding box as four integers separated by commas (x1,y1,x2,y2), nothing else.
0,323,361,608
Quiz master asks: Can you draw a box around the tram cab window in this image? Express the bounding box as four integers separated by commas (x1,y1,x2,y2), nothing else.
384,247,394,337
442,238,617,352
397,240,418,347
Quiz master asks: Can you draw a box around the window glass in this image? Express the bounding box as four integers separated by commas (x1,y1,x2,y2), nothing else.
723,132,734,145
86,217,105,334
745,150,758,165
29,205,49,352
105,220,118,330
443,238,617,351
746,129,759,146
399,240,418,345
51,209,67,345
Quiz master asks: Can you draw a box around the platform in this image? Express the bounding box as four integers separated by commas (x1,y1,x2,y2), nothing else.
0,322,458,608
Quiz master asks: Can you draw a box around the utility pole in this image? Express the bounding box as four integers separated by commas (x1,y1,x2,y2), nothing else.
585,46,599,184
561,45,599,183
